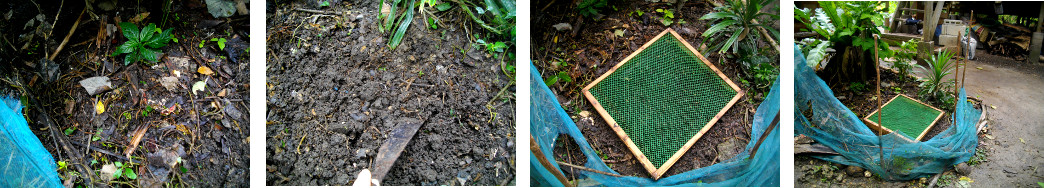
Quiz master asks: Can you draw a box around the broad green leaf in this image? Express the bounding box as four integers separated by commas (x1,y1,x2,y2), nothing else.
125,169,137,179
139,23,157,42
119,22,139,39
702,20,737,37
388,0,416,49
113,41,137,56
435,3,452,11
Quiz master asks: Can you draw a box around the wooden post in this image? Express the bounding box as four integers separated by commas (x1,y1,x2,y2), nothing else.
1038,3,1044,32
874,34,884,165
889,1,904,33
923,1,946,43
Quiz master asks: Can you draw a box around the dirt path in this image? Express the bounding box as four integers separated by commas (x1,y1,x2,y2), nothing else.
952,53,1044,186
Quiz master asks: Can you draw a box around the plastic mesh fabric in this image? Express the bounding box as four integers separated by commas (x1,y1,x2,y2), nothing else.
588,33,738,168
0,97,63,188
867,95,943,139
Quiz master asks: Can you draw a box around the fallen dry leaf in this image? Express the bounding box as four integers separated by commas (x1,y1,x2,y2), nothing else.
198,66,215,75
95,100,105,114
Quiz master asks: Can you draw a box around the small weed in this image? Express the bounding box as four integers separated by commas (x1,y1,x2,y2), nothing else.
630,9,645,17
848,82,867,93
210,38,228,50
967,148,988,165
892,86,902,94
63,127,76,135
544,71,572,86
57,161,68,171
112,22,173,65
418,70,424,76
320,1,330,7
655,9,675,26
938,174,955,187
112,162,138,180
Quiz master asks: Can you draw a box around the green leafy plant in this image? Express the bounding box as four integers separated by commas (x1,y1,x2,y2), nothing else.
112,162,138,180
576,0,607,17
795,1,893,83
112,22,173,65
893,39,922,83
655,9,675,26
211,38,227,50
967,147,988,165
544,71,572,86
630,9,644,17
700,0,779,54
379,0,418,49
848,82,867,93
63,127,76,135
918,50,956,109
320,1,331,7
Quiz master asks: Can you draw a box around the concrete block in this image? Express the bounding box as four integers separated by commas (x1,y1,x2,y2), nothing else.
939,35,959,46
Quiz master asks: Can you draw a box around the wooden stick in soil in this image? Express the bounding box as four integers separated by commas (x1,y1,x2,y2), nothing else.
49,8,86,61
874,34,884,168
530,136,573,186
556,161,624,177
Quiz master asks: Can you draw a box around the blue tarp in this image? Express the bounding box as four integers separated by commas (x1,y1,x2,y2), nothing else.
0,97,63,187
531,61,780,187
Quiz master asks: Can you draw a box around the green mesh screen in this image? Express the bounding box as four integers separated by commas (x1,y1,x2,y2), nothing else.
588,34,738,168
867,95,943,140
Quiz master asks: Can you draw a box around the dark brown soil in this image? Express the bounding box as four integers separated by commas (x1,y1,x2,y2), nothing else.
532,0,778,179
265,0,515,186
1,0,250,187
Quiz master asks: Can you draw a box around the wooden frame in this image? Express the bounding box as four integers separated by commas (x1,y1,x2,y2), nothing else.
862,94,945,142
580,28,744,179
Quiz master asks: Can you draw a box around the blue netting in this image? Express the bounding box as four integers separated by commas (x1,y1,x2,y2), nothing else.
531,61,780,187
794,44,981,181
0,97,63,187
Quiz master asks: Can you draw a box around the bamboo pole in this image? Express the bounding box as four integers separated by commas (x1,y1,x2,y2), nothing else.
874,34,885,169
530,136,573,186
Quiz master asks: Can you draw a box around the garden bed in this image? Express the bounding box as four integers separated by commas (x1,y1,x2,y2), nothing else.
0,0,250,187
265,0,515,186
532,0,778,179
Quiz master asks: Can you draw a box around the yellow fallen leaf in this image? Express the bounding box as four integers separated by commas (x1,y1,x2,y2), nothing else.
976,67,983,70
554,35,558,43
990,105,996,109
959,176,973,182
198,66,215,75
95,100,105,114
1020,138,1025,143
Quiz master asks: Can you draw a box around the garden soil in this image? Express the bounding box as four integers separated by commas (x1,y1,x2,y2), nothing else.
1,0,251,187
265,0,516,186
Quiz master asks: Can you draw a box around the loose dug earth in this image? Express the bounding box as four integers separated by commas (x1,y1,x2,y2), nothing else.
532,0,779,179
265,1,516,186
0,0,250,187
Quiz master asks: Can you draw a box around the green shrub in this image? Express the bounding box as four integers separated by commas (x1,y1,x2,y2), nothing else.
893,39,921,83
918,50,956,109
700,0,779,54
112,22,173,65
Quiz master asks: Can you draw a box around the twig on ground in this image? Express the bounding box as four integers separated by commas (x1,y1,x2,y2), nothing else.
556,161,624,177
294,8,342,15
50,7,86,61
